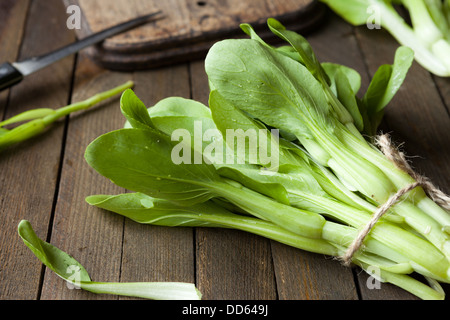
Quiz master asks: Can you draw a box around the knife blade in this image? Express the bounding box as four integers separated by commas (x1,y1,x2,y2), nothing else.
0,10,163,92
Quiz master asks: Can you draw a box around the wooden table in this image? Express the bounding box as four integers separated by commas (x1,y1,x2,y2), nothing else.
1,0,449,301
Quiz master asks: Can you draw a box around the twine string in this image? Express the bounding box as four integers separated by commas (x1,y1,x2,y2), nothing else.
340,134,450,267
376,134,450,211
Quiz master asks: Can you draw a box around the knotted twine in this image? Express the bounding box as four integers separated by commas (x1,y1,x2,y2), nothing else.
340,134,450,267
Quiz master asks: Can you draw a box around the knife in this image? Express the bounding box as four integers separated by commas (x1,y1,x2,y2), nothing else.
0,10,163,92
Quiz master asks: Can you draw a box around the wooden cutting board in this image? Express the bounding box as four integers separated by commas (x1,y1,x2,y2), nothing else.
63,0,326,70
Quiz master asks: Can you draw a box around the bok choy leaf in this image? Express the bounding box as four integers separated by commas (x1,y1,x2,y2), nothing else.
18,220,201,300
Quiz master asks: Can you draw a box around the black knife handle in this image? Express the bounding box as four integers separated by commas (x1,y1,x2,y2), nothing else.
0,62,23,91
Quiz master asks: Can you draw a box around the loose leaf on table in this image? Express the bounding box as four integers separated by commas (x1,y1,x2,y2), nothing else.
0,81,134,152
0,108,55,127
18,220,201,300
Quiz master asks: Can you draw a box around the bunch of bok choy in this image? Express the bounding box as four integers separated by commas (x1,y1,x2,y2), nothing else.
84,19,450,300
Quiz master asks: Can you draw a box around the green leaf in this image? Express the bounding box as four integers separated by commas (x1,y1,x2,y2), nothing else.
87,193,235,227
218,162,331,211
241,22,307,67
216,166,291,205
18,220,91,282
144,96,244,169
147,97,222,159
364,46,414,113
205,38,331,142
363,64,392,133
209,90,279,167
322,63,364,131
240,23,271,47
363,46,414,134
322,63,362,98
149,96,212,120
210,90,265,138
267,18,330,84
85,128,220,206
120,89,154,130
275,45,304,64
266,19,366,129
18,220,202,300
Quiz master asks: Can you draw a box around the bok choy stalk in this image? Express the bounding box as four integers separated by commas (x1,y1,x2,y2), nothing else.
0,81,134,152
319,0,450,77
86,193,444,300
18,220,201,300
84,20,450,299
86,193,339,257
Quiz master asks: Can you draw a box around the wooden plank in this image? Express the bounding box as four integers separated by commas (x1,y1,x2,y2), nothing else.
64,0,325,70
190,60,277,300
271,243,357,300
39,53,131,299
433,76,450,114
0,0,30,120
119,65,196,299
354,20,450,300
0,0,75,300
196,228,276,300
